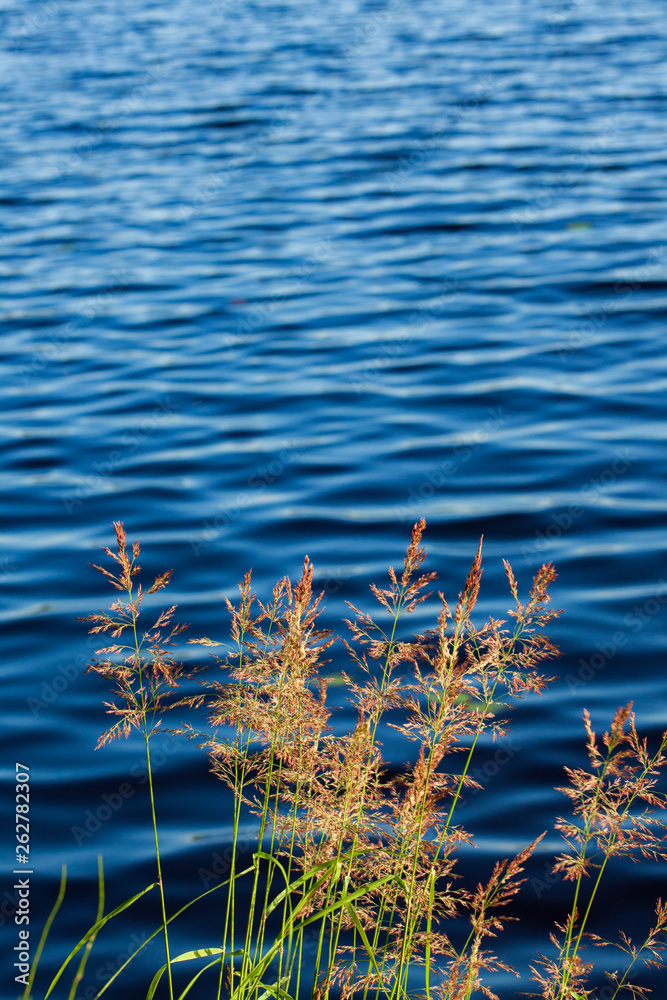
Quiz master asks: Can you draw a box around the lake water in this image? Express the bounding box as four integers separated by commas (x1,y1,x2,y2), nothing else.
2,0,666,996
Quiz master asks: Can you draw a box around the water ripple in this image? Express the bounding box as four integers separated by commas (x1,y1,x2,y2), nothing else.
1,0,666,994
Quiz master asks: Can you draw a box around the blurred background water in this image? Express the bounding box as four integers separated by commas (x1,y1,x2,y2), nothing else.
1,0,666,995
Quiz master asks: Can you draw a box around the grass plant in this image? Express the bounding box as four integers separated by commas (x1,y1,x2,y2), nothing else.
25,520,667,1000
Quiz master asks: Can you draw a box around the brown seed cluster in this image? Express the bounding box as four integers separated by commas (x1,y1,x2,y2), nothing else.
79,520,667,999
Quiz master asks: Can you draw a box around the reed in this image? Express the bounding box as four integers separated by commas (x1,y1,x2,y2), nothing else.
26,520,667,1000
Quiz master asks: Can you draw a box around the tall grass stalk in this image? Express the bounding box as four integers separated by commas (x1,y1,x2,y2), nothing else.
77,522,193,1000
67,856,104,1000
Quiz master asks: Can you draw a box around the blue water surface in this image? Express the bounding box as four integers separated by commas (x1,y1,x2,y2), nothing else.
1,0,666,996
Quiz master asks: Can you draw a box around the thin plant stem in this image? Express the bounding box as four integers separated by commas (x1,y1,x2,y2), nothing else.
142,720,174,1000
559,733,667,996
68,856,105,1000
127,570,175,1000
23,865,67,1000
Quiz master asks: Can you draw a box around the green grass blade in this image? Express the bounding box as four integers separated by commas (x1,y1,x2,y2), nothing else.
263,857,337,919
146,949,225,1000
424,868,435,1000
344,901,392,1000
173,947,226,963
24,864,67,999
146,962,167,1000
177,956,230,1000
44,881,158,998
293,872,396,933
254,974,293,1000
69,855,105,1000
233,872,397,1000
93,866,254,999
